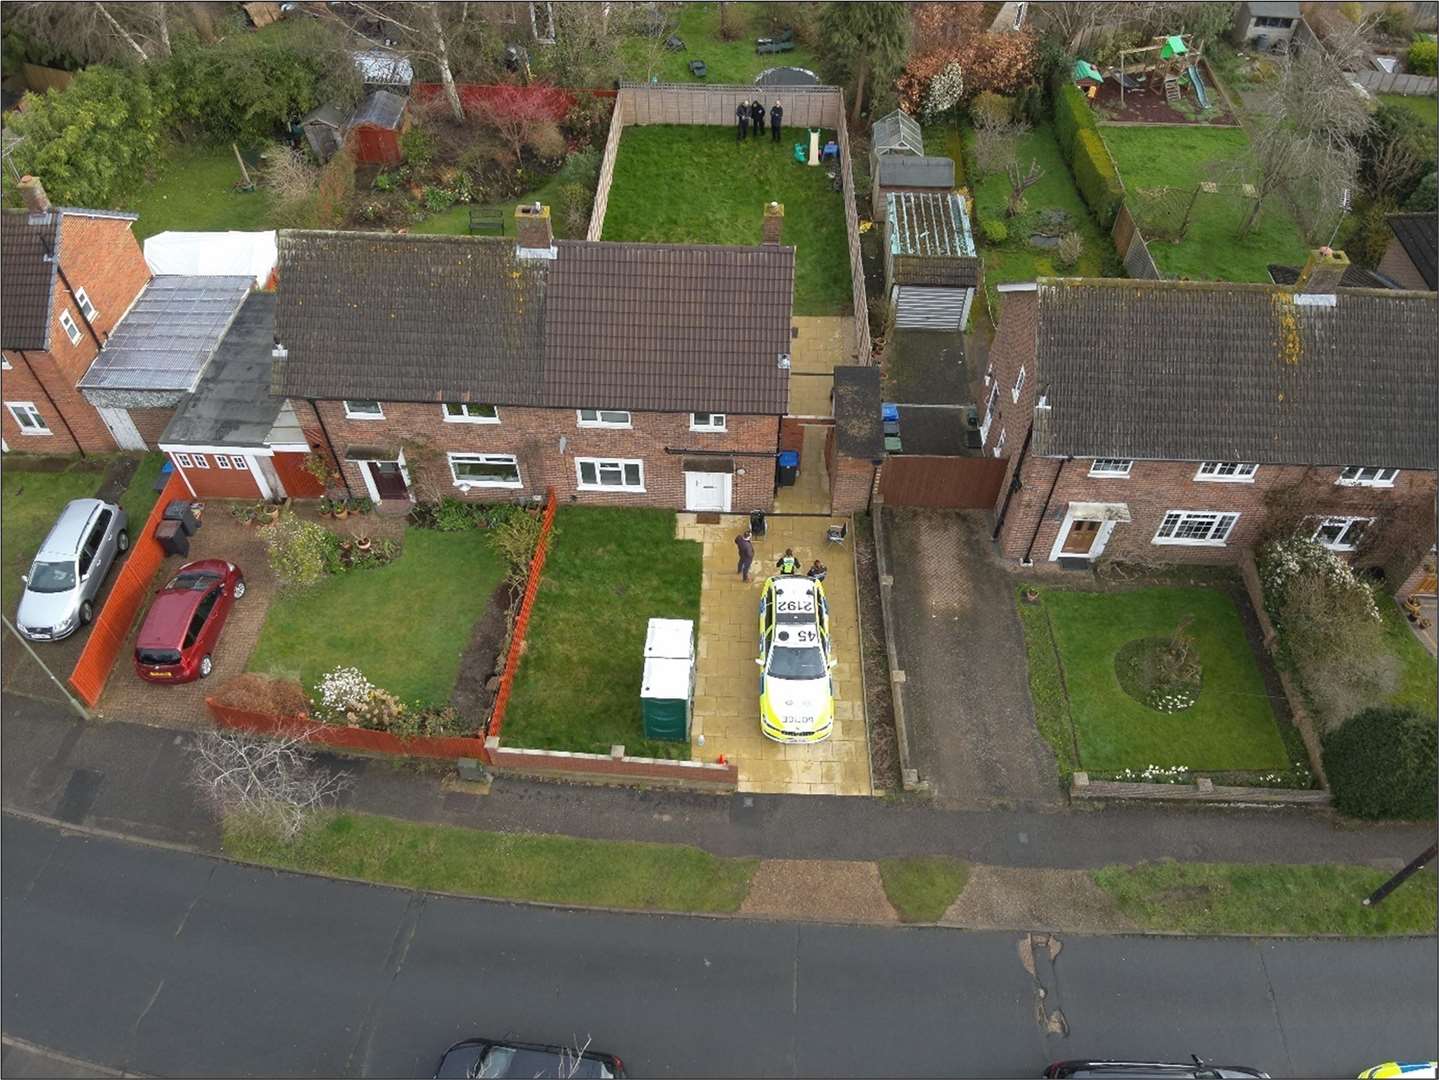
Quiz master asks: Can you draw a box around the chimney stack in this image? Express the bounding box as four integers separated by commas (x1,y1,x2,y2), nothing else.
514,202,554,253
19,175,50,215
1294,246,1349,296
762,201,784,245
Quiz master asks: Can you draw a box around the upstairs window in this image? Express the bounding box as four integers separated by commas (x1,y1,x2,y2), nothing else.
1089,459,1132,477
1011,365,1026,403
1313,516,1371,552
690,412,727,432
1195,462,1258,482
58,309,82,345
577,409,631,428
1337,466,1397,487
443,403,499,423
343,401,384,420
7,401,50,435
75,287,98,321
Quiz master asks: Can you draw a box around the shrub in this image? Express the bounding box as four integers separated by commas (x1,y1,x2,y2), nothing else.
314,147,355,228
1072,128,1123,229
422,185,455,212
1015,83,1047,127
400,126,437,171
491,508,545,589
1407,38,1437,76
980,218,1009,244
525,120,568,160
1052,82,1096,161
316,665,407,730
165,33,330,143
209,673,311,718
1406,171,1438,211
1057,230,1084,268
970,90,1014,128
1323,706,1437,819
265,515,341,591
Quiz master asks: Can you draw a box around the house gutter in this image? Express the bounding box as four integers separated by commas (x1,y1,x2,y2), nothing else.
308,398,354,499
1021,455,1070,566
15,349,86,457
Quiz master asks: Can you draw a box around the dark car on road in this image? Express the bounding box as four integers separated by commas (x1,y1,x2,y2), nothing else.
1044,1060,1269,1078
434,1037,625,1078
133,559,245,683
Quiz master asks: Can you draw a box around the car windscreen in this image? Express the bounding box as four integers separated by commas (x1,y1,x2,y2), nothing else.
136,648,182,666
27,560,76,593
475,1046,612,1078
768,644,827,679
167,571,219,591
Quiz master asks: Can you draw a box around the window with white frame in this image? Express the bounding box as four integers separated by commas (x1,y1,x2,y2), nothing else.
1089,459,1132,477
74,288,98,321
214,454,232,469
1011,366,1026,403
979,383,999,443
993,427,1007,457
576,457,644,491
690,412,727,432
191,453,210,468
6,401,50,435
58,309,82,345
1153,510,1239,546
343,400,384,419
1337,466,1398,487
577,408,631,428
448,452,522,488
442,403,499,423
1313,516,1371,551
173,452,194,468
1195,461,1258,482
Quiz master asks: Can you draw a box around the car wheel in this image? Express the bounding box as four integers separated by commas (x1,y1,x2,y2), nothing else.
116,530,129,553
233,579,246,599
199,655,213,678
80,600,94,626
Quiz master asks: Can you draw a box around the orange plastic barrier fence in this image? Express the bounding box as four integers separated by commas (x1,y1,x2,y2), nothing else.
68,472,187,708
487,488,558,739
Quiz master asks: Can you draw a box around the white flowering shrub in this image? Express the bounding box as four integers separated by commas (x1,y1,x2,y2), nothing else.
1258,536,1379,624
318,666,375,716
922,62,966,121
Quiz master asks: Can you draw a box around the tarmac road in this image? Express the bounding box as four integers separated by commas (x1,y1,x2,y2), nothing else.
3,814,1435,1078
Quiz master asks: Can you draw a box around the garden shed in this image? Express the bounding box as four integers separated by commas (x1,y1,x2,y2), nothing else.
348,90,409,167
300,102,350,164
871,155,955,223
884,192,980,331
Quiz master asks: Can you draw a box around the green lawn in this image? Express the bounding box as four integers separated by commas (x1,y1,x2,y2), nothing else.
409,173,578,237
1100,124,1308,282
1035,586,1290,773
120,452,166,528
1380,598,1439,716
226,812,757,914
503,508,700,759
614,2,819,86
122,143,273,241
1014,589,1079,781
878,857,971,923
1095,861,1439,936
248,526,506,706
601,125,852,314
1,460,105,614
1380,93,1439,128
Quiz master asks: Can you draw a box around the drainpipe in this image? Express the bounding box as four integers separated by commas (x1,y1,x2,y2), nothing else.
1022,455,1070,566
308,398,354,498
992,423,1033,540
54,264,105,350
15,349,86,457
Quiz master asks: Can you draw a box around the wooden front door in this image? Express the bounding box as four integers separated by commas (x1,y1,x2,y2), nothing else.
1061,519,1101,555
367,460,409,499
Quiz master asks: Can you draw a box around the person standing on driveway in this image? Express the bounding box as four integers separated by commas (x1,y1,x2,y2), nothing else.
770,99,783,143
777,548,799,575
751,98,766,137
736,529,755,582
736,100,750,141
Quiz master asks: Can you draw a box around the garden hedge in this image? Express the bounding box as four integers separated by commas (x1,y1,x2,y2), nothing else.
1053,82,1096,161
1072,128,1124,230
1322,705,1437,820
1407,39,1437,77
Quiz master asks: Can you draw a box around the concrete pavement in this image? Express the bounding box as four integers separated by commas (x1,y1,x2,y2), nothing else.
4,815,1436,1078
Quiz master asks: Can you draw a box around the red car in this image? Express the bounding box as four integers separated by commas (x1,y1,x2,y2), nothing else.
134,560,246,684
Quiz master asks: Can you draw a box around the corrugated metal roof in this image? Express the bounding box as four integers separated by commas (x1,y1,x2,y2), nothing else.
77,275,251,392
887,192,976,258
353,49,412,86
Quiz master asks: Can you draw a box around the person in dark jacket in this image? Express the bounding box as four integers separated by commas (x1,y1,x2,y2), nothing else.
751,98,766,136
770,99,783,143
736,100,750,141
735,530,755,582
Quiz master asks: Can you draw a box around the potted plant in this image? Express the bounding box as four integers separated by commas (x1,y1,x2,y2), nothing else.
1022,586,1040,604
334,498,350,520
356,534,373,553
259,501,281,526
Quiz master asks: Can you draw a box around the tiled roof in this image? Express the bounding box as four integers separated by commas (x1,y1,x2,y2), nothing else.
160,293,283,448
876,155,954,189
1266,262,1393,290
1031,279,1438,469
1388,213,1437,290
1,209,61,350
275,232,796,416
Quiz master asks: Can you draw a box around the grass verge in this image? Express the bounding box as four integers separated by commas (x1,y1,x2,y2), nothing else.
247,527,506,705
1094,861,1439,936
1,459,105,614
119,452,166,528
878,856,971,923
124,143,273,241
502,508,700,759
601,124,852,315
225,812,757,914
1013,587,1079,781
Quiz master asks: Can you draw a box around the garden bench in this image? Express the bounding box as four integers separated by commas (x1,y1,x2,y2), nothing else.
468,207,503,235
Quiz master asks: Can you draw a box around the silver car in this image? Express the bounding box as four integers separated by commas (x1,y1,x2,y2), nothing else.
17,498,129,642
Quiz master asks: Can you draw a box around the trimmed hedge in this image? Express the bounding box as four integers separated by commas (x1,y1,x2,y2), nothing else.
1073,128,1124,230
1323,706,1437,820
1053,82,1096,162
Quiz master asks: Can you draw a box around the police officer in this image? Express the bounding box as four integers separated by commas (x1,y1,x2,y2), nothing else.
736,100,750,141
776,548,799,574
770,99,783,143
751,98,766,137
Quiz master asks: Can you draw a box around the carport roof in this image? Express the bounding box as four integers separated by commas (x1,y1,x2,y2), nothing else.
160,293,282,448
834,366,882,459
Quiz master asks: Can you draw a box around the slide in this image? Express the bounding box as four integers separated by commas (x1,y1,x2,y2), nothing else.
1188,64,1210,109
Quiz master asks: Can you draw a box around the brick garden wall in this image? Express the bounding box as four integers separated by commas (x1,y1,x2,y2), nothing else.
827,426,877,515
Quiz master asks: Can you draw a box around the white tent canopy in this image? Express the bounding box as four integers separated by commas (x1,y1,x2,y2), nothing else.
143,231,278,287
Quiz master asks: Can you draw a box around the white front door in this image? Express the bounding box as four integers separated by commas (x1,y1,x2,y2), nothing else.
97,407,146,450
685,471,732,512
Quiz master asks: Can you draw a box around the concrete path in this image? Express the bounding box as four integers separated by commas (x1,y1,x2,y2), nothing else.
680,514,871,795
787,316,855,418
5,815,1436,1079
773,424,832,515
882,509,1063,808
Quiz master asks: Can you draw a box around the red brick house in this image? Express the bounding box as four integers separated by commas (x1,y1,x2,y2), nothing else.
983,252,1437,581
1,178,152,453
273,209,795,512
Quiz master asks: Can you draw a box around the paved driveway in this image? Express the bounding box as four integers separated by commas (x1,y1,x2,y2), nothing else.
681,515,872,796
882,509,1062,808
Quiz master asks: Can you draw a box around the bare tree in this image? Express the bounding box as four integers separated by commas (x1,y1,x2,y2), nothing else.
10,1,169,65
618,2,678,82
485,84,561,160
1026,1,1131,49
1006,157,1045,217
189,727,350,841
315,1,466,121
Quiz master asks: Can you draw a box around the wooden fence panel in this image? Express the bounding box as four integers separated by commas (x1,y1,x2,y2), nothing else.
68,472,186,707
878,455,1008,509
